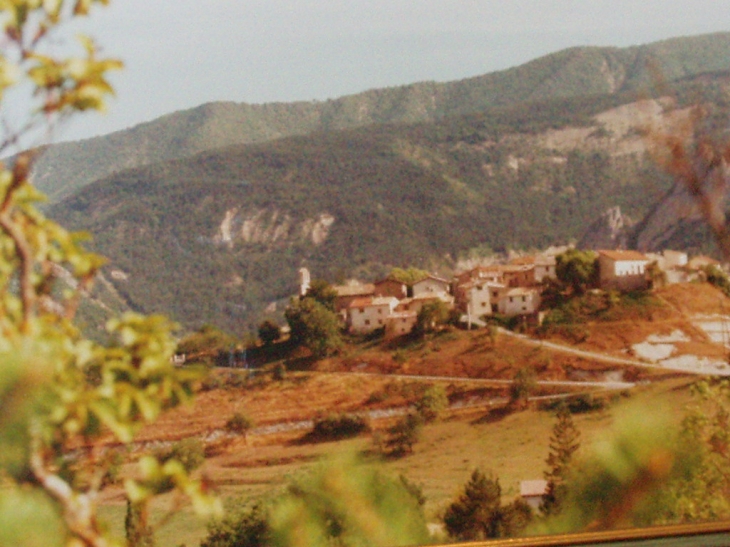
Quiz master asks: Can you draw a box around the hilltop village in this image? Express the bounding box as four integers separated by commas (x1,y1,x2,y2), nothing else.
296,248,723,339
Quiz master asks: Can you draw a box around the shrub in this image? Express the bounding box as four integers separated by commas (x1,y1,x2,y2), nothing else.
565,393,606,413
384,413,423,456
540,394,607,414
415,384,449,423
258,320,281,345
509,367,537,409
225,412,255,435
200,373,224,391
272,363,286,381
415,300,450,336
202,502,270,547
102,450,126,487
309,413,369,441
154,437,205,474
392,349,408,365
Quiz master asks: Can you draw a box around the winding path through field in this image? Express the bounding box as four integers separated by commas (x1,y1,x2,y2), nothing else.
497,328,730,376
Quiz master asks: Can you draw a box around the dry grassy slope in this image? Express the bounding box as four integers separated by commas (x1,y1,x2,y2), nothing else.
97,282,728,546
128,284,728,446
98,378,696,547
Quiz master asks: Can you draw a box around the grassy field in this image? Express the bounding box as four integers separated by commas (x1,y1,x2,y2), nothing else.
96,377,696,547
94,282,728,546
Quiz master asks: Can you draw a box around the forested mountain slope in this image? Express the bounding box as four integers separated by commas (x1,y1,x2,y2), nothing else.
34,32,730,203
48,94,687,332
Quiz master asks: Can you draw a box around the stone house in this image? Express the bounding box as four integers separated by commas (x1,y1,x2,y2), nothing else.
509,255,557,284
333,281,375,315
384,311,418,338
496,287,541,316
663,250,688,269
454,266,505,287
501,265,537,288
396,293,455,316
373,277,408,299
411,275,451,298
347,296,399,334
598,250,650,291
454,279,505,318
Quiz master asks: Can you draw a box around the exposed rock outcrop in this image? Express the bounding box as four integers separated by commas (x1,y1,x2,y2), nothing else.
630,176,729,254
214,208,335,248
578,206,632,250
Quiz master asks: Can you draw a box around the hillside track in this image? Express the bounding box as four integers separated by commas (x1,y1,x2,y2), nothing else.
498,328,730,376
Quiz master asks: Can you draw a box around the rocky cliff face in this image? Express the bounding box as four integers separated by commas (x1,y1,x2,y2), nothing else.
630,175,730,254
578,206,632,250
214,208,335,248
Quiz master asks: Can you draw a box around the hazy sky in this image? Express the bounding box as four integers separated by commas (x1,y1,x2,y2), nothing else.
54,0,730,142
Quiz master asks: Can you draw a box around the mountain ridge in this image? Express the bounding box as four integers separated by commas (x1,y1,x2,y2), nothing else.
33,31,730,203
39,31,730,332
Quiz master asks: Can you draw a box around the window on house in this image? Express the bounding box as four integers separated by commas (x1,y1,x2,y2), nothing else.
481,302,486,307
378,320,383,325
359,308,364,313
365,320,370,326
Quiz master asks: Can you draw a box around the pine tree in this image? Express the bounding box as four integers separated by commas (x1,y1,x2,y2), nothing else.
541,404,581,516
443,469,503,540
385,413,423,456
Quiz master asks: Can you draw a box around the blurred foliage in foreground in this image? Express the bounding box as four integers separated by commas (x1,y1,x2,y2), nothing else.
0,2,220,546
533,386,730,534
202,454,430,547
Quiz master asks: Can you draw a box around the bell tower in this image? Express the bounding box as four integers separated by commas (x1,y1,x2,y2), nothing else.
298,267,311,297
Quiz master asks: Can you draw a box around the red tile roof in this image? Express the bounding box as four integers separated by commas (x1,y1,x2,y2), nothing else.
598,250,649,262
347,297,372,308
334,283,375,297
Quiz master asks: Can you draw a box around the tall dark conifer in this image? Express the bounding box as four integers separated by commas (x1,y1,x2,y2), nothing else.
443,469,503,540
541,404,581,516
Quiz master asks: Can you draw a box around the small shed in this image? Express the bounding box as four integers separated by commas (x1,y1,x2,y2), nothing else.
520,480,548,509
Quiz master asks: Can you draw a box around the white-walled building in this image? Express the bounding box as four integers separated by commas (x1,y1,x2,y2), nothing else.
411,275,451,298
347,296,399,334
598,250,650,291
663,250,688,269
496,287,541,316
456,280,506,318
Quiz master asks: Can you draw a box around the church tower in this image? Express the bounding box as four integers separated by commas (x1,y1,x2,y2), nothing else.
298,267,311,297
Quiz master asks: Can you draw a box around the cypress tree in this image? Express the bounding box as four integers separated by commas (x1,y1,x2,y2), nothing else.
541,404,581,516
